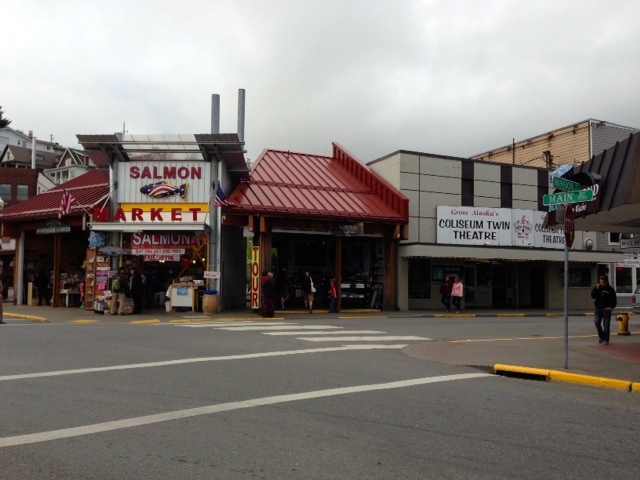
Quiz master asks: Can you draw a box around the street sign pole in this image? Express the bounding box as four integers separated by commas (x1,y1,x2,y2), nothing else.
564,241,569,369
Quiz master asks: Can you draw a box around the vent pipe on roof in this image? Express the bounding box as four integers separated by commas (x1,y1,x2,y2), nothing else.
211,94,220,134
31,135,36,169
237,88,245,143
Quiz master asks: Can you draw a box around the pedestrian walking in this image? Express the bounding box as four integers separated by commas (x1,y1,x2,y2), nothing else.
439,275,453,312
451,276,464,313
590,275,617,345
35,268,51,306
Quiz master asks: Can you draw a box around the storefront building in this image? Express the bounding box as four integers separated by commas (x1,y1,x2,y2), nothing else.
0,169,111,306
77,133,249,312
223,143,408,311
369,150,622,310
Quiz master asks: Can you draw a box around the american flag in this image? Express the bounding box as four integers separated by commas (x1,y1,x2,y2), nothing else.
58,189,75,219
214,183,233,207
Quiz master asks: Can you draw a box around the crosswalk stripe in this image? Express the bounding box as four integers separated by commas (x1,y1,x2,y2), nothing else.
217,325,342,331
298,336,430,342
264,330,384,336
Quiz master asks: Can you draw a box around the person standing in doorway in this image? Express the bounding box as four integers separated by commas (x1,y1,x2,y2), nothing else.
0,267,5,324
129,267,144,314
302,271,316,314
451,276,464,314
112,267,128,314
276,268,290,310
35,268,50,306
328,278,337,313
590,275,617,345
439,275,453,312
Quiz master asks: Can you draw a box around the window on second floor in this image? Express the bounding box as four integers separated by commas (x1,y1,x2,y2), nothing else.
0,184,11,201
16,185,29,202
609,232,634,244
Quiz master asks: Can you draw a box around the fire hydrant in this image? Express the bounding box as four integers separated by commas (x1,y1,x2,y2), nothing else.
616,313,631,335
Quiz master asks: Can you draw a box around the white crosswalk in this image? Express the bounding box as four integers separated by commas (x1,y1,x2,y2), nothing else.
175,321,431,344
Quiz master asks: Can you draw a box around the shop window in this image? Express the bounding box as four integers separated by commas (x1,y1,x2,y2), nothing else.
615,266,633,293
568,267,591,287
409,259,431,299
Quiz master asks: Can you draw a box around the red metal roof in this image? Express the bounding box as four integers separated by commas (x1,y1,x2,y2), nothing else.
227,143,408,223
0,169,110,221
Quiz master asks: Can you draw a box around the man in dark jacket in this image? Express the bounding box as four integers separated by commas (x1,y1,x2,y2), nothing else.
590,275,617,345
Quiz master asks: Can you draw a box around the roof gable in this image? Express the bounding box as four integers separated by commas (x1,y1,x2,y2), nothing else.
227,143,408,223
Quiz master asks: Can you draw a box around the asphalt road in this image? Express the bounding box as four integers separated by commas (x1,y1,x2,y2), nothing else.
1,316,639,479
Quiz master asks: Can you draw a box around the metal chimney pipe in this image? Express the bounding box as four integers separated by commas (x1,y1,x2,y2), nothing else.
211,94,220,134
237,88,245,142
31,135,36,169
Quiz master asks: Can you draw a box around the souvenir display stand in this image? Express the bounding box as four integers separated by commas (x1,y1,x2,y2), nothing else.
84,249,111,311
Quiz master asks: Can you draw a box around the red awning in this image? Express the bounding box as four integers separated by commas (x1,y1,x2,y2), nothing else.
226,143,408,223
0,169,110,221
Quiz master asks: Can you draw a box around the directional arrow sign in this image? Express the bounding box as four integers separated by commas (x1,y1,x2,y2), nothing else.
543,188,594,206
552,176,581,192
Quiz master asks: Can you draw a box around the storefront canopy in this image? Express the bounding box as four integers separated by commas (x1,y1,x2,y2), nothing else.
0,169,110,221
573,131,640,234
226,143,408,224
76,133,248,183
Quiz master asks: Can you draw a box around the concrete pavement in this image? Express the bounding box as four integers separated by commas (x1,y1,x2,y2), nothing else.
3,304,639,392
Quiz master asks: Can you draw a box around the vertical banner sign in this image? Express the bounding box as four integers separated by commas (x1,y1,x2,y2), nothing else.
251,246,260,309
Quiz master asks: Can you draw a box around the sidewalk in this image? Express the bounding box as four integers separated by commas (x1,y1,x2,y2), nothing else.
4,304,639,392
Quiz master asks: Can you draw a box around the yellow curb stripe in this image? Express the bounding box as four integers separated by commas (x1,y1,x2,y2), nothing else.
497,313,525,317
546,313,564,317
632,383,640,393
69,320,100,324
493,364,550,377
494,364,635,392
548,370,632,391
129,319,161,325
4,313,48,322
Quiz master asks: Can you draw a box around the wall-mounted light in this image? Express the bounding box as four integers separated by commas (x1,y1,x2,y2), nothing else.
585,239,594,250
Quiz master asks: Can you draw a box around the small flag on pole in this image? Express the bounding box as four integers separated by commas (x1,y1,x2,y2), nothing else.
58,189,75,219
214,182,233,207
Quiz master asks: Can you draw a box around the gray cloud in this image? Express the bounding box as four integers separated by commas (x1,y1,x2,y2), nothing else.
3,0,639,163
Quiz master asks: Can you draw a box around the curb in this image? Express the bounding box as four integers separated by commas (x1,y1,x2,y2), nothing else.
493,364,638,393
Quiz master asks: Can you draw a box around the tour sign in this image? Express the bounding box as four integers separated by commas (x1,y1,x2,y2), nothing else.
543,189,594,206
552,176,581,192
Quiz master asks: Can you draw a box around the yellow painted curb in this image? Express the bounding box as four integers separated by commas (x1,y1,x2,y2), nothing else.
4,313,48,322
546,313,564,318
548,371,632,391
493,364,550,377
632,383,640,392
498,313,525,317
130,319,161,325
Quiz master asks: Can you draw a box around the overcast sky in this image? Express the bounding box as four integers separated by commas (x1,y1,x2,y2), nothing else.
4,0,640,164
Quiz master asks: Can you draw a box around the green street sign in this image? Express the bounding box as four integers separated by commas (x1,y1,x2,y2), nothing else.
543,189,594,206
552,176,581,192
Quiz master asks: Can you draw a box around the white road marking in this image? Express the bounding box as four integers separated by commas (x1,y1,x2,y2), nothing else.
299,336,430,342
0,373,493,448
264,330,384,336
218,325,342,331
175,322,290,328
0,345,406,382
